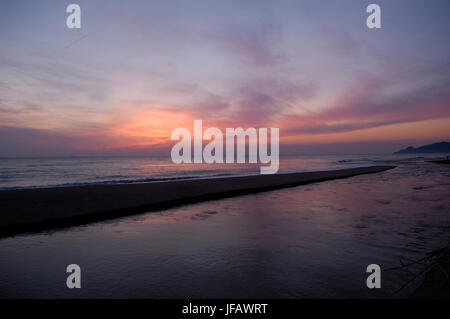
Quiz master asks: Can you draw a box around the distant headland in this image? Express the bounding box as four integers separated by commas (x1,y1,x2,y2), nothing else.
394,142,450,154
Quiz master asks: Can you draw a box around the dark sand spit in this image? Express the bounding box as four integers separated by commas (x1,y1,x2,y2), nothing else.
428,159,450,164
0,165,395,235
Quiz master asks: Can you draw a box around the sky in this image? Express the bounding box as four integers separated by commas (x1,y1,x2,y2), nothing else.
0,0,449,156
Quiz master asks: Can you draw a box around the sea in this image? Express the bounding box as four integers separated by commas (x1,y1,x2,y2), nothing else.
0,154,449,298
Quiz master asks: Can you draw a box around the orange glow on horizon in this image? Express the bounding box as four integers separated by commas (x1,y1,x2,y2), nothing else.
105,108,196,148
282,117,450,144
97,112,450,150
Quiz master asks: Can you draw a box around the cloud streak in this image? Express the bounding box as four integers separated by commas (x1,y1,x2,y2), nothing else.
0,0,449,155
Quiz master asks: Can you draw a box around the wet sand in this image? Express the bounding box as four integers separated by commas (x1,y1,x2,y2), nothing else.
0,165,395,235
411,243,450,298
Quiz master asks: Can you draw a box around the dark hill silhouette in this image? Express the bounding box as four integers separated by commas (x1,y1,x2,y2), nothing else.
394,142,450,154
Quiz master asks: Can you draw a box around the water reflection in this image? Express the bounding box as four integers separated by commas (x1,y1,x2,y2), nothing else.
0,158,449,298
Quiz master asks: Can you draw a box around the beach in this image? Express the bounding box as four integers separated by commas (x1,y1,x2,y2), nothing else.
2,0,450,305
0,155,448,298
0,165,394,235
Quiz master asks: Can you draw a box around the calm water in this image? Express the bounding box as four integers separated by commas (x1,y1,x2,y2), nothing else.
0,155,388,190
0,154,449,298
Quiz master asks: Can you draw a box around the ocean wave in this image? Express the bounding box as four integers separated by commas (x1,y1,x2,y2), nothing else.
336,159,357,163
0,173,235,191
0,164,379,191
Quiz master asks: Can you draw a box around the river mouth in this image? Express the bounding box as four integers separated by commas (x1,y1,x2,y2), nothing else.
0,156,449,298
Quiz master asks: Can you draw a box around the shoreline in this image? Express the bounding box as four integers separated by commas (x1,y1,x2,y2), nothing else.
0,164,379,191
0,165,395,236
